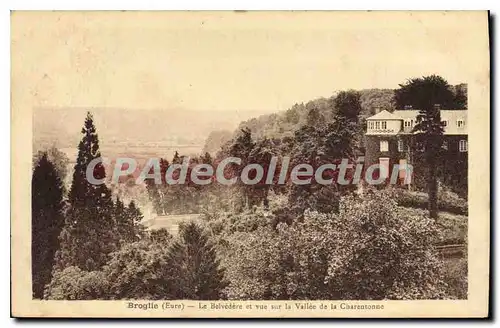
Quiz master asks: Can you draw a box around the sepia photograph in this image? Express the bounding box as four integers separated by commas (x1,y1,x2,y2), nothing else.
11,10,490,318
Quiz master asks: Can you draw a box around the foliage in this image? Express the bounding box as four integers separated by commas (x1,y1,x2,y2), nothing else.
442,257,468,299
223,191,448,300
391,188,468,216
148,228,174,244
359,88,395,115
286,90,361,215
166,221,228,300
47,225,227,300
44,266,108,300
390,205,467,246
396,75,454,219
33,146,70,192
32,153,65,299
114,198,145,245
103,239,176,300
55,112,117,272
451,84,468,109
202,130,233,155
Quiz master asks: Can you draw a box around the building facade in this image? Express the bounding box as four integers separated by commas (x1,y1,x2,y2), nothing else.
364,109,468,187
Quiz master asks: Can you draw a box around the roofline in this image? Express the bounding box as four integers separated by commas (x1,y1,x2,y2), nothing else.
366,117,403,120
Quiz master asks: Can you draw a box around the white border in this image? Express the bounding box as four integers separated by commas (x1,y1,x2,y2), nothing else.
5,2,497,327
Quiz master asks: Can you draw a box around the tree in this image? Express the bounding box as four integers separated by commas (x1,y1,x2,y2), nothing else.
395,75,451,219
113,197,143,245
148,228,173,245
228,128,255,210
326,90,363,158
453,84,468,109
126,200,145,240
46,231,176,300
305,102,324,127
172,151,181,165
166,222,228,300
200,152,213,165
145,157,169,215
323,191,446,299
32,153,65,299
287,90,361,215
394,75,456,110
223,191,447,300
245,138,281,208
103,239,177,300
44,266,108,300
55,112,116,272
33,146,70,192
202,130,233,155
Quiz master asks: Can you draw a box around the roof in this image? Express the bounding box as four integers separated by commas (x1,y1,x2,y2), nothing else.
391,110,420,120
392,110,467,122
366,109,467,135
367,110,466,122
366,110,398,120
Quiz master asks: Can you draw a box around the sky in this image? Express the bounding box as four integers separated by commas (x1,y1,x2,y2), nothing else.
12,11,488,113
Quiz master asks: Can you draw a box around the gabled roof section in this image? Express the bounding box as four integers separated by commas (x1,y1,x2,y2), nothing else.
392,110,420,120
392,109,466,121
366,110,398,120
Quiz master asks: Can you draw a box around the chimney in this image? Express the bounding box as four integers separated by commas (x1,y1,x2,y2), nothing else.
374,106,381,114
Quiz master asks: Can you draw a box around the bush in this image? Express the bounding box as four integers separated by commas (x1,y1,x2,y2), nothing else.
103,240,176,300
44,266,108,300
442,257,468,299
392,187,467,215
223,190,449,300
397,207,467,246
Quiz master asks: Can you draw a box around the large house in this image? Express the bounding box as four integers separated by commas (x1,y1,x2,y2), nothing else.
364,109,468,185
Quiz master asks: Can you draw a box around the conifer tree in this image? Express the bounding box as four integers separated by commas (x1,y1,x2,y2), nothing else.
33,146,70,192
32,153,65,299
55,112,116,272
166,222,227,300
172,151,181,164
127,200,145,241
113,197,144,245
113,196,127,244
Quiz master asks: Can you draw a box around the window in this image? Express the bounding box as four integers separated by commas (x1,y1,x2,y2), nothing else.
380,140,389,152
457,120,465,128
442,140,448,150
398,139,404,152
442,120,448,127
404,120,414,128
375,121,380,129
459,140,468,152
381,121,387,129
